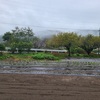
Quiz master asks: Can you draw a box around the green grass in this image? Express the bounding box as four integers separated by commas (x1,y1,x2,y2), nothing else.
0,53,33,61
0,52,60,61
32,53,59,60
0,52,99,61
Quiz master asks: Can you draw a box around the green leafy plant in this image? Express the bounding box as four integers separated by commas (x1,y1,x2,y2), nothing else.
32,53,59,60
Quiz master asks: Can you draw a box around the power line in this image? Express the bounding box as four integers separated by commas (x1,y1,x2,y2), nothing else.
0,21,99,31
1,1,100,31
0,21,74,30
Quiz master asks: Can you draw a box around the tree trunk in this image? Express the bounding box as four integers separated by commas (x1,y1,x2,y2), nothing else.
66,47,71,59
66,43,71,59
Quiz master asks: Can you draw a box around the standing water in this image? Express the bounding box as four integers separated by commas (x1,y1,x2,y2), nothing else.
0,58,100,76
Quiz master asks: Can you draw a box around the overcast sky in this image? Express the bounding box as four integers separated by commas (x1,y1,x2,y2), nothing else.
0,0,100,35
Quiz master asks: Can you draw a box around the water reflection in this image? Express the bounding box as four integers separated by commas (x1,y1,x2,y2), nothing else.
0,66,100,76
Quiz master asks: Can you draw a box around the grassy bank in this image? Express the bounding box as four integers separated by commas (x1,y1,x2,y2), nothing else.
0,52,99,61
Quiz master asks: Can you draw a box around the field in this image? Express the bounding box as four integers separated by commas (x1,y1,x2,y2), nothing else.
0,74,100,100
0,53,100,100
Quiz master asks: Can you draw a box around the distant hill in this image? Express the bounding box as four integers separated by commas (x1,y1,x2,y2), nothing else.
35,30,61,38
76,29,99,36
35,29,99,38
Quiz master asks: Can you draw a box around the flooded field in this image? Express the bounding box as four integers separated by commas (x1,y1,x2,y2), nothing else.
0,58,100,76
0,58,100,100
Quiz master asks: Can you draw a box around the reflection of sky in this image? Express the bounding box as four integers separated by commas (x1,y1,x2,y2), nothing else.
65,58,100,62
0,0,100,35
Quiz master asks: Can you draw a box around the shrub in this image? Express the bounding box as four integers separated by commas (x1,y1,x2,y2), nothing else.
51,52,67,59
32,53,59,60
72,47,86,54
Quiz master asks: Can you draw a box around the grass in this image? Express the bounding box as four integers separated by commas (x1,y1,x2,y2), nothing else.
0,52,99,61
32,52,59,60
0,53,33,61
0,52,60,61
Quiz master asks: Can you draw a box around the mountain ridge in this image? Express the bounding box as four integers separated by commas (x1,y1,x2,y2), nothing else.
35,29,99,38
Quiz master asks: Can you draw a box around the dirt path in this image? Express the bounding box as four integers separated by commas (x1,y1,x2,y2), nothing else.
0,74,100,100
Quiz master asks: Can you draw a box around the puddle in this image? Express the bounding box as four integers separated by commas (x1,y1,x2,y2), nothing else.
0,66,100,76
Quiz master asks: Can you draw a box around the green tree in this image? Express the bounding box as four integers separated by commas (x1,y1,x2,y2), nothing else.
23,42,33,53
46,32,79,57
10,42,17,54
0,43,5,55
93,36,100,55
80,34,96,55
2,32,13,46
2,32,12,42
2,27,35,53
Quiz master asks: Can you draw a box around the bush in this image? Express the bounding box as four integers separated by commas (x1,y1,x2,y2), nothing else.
32,53,59,60
72,53,84,58
0,55,8,60
72,47,86,54
51,52,67,59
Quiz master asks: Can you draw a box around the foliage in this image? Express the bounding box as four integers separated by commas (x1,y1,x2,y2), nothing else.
80,34,97,55
0,53,13,60
1,26,100,58
0,43,5,51
2,32,12,45
83,53,100,58
2,27,35,53
0,53,33,60
72,53,84,58
10,42,17,54
32,53,59,60
0,43,5,55
51,52,67,59
71,47,86,54
93,36,100,55
46,32,79,57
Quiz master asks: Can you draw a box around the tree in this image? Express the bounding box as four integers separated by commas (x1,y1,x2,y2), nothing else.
0,43,5,55
93,36,100,55
10,42,17,54
23,42,33,53
80,34,96,55
2,32,12,42
46,32,79,57
2,27,35,53
2,32,13,46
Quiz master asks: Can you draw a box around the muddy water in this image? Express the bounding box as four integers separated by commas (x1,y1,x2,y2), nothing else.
0,58,100,76
0,66,100,76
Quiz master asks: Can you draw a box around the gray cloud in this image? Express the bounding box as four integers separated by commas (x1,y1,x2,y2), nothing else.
0,0,100,35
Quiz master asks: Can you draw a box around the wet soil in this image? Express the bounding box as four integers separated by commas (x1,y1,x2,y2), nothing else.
0,74,100,100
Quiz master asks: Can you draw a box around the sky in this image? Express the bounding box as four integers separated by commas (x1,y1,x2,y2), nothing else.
0,0,100,36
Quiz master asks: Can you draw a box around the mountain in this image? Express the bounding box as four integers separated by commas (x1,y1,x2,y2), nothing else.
35,30,61,38
35,29,99,38
76,29,99,36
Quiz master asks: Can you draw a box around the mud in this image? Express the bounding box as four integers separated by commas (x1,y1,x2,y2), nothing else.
0,74,100,100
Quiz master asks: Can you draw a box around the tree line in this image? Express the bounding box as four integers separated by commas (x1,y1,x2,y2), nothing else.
0,27,100,57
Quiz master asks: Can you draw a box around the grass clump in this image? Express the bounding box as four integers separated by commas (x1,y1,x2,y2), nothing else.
32,53,59,60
